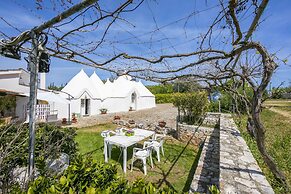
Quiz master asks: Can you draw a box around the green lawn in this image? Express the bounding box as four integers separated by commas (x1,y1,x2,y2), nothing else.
235,109,291,194
75,124,199,192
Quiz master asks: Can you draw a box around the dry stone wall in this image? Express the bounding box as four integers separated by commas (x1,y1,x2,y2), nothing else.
189,114,275,194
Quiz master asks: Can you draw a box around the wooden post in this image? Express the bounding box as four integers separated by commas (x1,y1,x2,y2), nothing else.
28,30,39,179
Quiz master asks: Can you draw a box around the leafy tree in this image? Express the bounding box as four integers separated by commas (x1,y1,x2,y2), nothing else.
48,83,65,91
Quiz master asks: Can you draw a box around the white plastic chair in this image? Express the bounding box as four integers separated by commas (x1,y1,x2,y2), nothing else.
143,136,165,162
115,127,126,135
101,130,116,138
101,130,116,157
131,146,153,175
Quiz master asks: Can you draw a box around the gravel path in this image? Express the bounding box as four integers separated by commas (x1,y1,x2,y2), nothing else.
69,103,178,128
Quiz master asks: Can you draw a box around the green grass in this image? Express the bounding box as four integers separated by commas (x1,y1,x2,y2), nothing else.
235,109,291,193
75,124,199,192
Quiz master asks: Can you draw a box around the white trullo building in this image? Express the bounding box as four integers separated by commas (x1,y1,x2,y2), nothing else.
61,69,155,116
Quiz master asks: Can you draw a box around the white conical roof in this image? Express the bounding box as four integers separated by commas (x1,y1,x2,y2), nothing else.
109,76,135,97
89,71,104,87
62,69,102,99
107,76,154,97
134,81,154,97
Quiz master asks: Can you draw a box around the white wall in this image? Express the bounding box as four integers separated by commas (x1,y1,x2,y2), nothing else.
102,97,131,113
39,73,46,89
15,96,29,121
52,102,69,120
90,99,102,115
136,96,156,110
70,99,81,116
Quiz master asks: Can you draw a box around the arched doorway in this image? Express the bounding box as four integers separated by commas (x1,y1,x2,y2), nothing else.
130,92,137,111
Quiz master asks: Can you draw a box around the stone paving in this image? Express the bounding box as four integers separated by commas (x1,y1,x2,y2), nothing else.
219,114,274,194
189,114,274,194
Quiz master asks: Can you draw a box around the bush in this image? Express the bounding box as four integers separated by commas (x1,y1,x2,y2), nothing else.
0,124,77,193
147,84,174,94
173,92,209,124
155,93,177,104
22,155,176,194
0,95,16,117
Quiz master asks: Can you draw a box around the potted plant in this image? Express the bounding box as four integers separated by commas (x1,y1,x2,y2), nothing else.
100,108,108,114
158,120,166,127
125,129,135,137
128,119,135,124
72,113,77,123
114,115,121,120
62,118,67,124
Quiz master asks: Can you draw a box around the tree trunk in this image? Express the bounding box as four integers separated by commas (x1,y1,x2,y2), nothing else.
246,116,256,138
251,92,288,189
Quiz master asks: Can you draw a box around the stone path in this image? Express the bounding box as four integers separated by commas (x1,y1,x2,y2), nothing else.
268,107,291,119
189,114,274,194
219,114,274,194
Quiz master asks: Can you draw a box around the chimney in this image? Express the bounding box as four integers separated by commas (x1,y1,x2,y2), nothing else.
39,73,46,89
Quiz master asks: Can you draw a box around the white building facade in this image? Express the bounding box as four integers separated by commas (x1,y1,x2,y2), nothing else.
61,69,156,116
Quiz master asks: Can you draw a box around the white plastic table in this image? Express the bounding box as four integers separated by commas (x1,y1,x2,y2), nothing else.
104,128,155,173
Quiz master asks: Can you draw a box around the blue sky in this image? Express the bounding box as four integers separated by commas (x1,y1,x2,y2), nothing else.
0,0,291,87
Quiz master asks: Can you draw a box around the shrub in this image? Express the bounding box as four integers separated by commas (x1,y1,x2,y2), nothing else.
147,84,174,94
155,93,176,104
173,92,209,124
0,95,16,117
0,124,77,193
23,155,176,194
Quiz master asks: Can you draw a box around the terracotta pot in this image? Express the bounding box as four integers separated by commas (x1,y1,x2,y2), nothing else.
128,120,135,124
72,118,77,123
158,121,166,127
62,118,67,124
114,115,121,120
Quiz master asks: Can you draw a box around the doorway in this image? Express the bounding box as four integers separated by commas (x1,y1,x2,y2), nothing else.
130,92,137,110
81,98,90,116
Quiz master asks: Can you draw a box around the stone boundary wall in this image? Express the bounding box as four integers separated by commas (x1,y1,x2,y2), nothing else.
189,125,220,193
189,113,274,194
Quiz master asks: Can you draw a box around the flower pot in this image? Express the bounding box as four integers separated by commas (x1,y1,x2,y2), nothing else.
62,118,67,124
114,115,121,120
72,118,77,123
128,119,135,124
158,121,166,127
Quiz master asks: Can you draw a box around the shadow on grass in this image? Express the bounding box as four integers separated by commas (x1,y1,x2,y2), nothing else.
182,141,204,192
81,146,103,156
156,122,204,191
